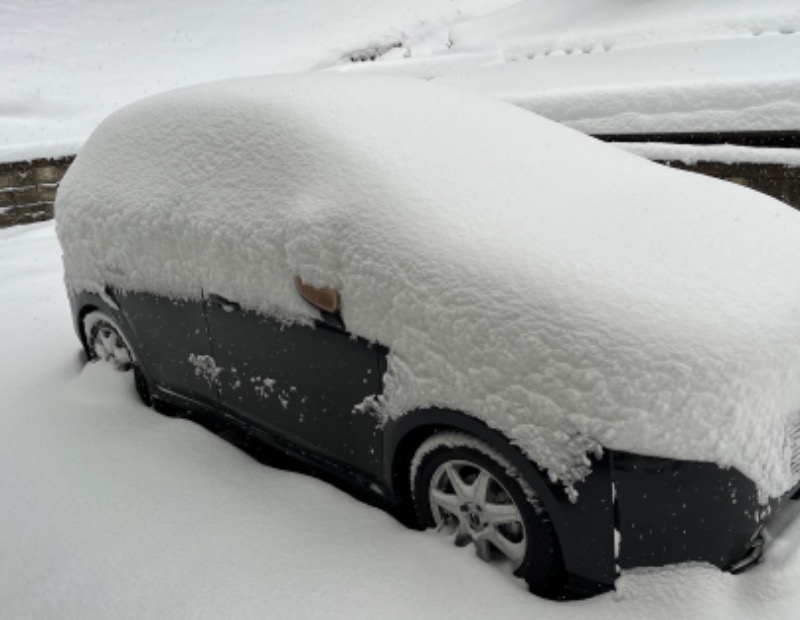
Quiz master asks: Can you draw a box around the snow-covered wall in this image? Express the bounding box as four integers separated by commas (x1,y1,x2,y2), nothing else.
614,143,800,211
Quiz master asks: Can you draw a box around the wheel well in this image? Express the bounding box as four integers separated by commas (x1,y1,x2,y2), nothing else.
77,304,100,355
389,421,525,528
387,412,570,538
388,419,602,598
390,424,451,528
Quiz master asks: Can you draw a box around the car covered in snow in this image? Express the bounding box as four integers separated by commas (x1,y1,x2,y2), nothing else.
55,74,800,599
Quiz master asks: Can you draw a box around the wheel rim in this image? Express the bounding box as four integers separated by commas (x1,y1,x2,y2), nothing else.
428,459,527,569
91,322,132,371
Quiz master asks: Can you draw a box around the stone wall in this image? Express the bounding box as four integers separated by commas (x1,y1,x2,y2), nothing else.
0,156,75,228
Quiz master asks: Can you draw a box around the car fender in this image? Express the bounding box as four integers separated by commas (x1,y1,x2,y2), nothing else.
382,407,616,595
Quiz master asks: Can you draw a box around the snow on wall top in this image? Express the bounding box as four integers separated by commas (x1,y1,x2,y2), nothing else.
56,74,800,499
0,139,84,165
617,142,800,167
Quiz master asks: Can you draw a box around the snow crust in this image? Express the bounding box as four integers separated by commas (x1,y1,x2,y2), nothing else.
57,74,800,499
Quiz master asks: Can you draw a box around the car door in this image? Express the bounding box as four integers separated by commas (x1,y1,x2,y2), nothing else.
115,290,220,405
203,281,385,476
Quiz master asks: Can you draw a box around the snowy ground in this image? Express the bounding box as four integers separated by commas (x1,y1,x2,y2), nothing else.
5,0,800,160
5,1,800,617
0,0,516,158
3,223,800,618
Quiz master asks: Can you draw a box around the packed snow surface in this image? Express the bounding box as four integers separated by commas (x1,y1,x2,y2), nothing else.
57,74,800,499
431,34,800,135
6,0,800,158
0,0,516,158
4,221,800,617
342,34,800,135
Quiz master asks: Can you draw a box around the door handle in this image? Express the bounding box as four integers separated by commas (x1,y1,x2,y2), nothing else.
208,293,242,312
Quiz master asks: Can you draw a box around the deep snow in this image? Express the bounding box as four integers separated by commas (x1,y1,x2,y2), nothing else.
3,220,800,618
4,1,800,616
5,0,800,160
336,0,800,135
0,0,516,159
431,34,800,135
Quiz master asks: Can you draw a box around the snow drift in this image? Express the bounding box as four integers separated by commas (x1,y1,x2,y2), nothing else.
56,74,800,499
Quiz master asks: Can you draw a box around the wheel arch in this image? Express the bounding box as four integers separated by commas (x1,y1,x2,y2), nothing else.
75,293,156,406
384,408,565,521
382,407,617,597
76,302,100,356
73,290,143,367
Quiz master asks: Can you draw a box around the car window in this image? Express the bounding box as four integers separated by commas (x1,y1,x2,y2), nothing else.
294,276,340,314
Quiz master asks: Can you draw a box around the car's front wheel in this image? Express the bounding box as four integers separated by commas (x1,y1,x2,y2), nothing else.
411,431,563,597
83,310,151,405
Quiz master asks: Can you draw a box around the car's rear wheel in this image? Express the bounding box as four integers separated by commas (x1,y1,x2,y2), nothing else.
83,310,151,405
411,431,562,597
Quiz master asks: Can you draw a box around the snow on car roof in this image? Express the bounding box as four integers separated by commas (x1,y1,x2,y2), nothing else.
56,74,800,499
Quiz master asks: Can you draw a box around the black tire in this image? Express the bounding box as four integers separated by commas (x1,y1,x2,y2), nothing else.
83,310,152,406
411,431,564,597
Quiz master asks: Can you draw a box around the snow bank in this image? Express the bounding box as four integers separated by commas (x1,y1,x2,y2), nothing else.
331,0,800,135
56,74,800,499
7,0,800,156
616,143,800,167
434,34,800,135
448,0,800,58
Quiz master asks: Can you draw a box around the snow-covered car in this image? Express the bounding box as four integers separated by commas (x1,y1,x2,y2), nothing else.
55,74,800,599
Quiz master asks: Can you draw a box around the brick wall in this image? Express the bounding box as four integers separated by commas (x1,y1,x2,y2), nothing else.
0,156,75,228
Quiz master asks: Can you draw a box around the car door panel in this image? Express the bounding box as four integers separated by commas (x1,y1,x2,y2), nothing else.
116,290,219,404
205,297,384,476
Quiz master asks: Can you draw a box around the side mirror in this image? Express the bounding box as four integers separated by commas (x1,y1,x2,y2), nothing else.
294,276,341,314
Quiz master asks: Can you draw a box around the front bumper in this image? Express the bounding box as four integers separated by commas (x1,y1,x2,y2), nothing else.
611,451,800,572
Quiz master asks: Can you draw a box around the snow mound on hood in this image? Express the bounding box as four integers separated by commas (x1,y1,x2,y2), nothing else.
56,74,800,499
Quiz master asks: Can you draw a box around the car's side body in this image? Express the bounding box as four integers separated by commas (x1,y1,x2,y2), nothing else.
56,74,800,600
68,284,796,599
